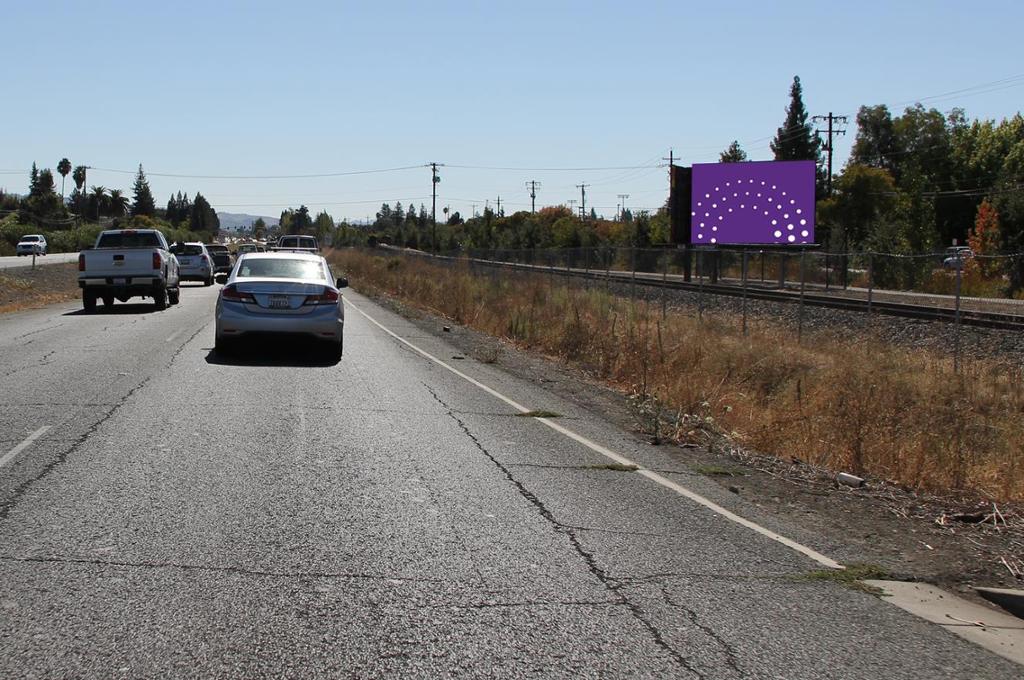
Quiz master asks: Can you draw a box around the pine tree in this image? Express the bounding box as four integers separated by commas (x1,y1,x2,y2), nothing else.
719,140,748,163
130,164,156,217
770,76,820,162
29,162,40,197
36,169,56,196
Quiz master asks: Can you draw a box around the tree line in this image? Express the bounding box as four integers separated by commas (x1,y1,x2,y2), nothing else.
0,162,221,251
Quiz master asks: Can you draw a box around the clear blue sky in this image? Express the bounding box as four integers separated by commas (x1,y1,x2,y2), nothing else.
4,0,1023,223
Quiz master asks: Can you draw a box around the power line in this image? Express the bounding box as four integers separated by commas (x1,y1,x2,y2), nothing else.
85,164,425,180
813,112,848,194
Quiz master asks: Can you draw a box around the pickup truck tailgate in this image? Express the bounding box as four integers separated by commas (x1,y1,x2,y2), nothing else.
81,250,158,278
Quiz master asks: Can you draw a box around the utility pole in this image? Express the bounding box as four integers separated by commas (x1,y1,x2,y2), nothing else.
576,183,590,220
812,113,848,195
567,199,577,216
617,193,630,221
526,180,541,213
496,195,502,217
662,148,675,170
471,203,477,218
428,162,443,250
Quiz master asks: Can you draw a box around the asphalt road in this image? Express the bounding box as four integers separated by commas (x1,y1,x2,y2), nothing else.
0,285,1018,678
0,252,79,270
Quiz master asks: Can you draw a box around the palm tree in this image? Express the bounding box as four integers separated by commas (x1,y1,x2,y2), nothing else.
89,186,108,221
108,189,129,217
57,158,72,200
72,165,87,192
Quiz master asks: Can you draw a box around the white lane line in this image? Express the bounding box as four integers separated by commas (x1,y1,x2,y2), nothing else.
345,299,842,570
0,426,52,470
165,329,182,343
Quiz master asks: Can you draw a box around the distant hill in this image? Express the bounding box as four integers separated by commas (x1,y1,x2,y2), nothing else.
217,212,279,231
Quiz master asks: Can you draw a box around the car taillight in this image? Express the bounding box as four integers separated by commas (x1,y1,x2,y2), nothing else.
201,255,209,263
78,253,85,271
152,252,161,270
221,285,255,303
303,288,339,305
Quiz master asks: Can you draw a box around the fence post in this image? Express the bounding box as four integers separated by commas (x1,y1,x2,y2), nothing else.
798,249,806,342
741,249,749,336
630,247,637,299
954,253,963,373
661,250,669,320
867,252,874,319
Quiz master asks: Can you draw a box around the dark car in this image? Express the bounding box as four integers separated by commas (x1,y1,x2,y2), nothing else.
205,244,234,275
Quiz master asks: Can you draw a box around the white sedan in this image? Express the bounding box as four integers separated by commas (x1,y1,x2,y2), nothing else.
215,252,347,359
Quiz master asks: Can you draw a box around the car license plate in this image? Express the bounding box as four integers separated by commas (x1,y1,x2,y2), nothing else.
269,295,290,309
114,278,127,285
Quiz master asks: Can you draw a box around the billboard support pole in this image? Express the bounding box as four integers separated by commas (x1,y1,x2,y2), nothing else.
798,249,807,343
697,249,705,321
741,249,749,336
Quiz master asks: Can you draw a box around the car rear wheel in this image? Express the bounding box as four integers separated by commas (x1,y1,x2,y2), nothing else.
215,334,234,356
102,295,115,308
153,285,168,311
83,290,97,312
204,276,213,287
168,287,180,305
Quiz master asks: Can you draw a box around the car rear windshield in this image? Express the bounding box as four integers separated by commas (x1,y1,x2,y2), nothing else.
21,236,40,242
171,244,204,256
236,258,325,280
97,232,162,249
206,244,228,253
279,237,317,248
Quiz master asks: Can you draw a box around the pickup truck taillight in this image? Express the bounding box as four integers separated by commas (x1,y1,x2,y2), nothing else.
152,252,161,270
221,285,255,303
78,253,85,272
303,288,340,305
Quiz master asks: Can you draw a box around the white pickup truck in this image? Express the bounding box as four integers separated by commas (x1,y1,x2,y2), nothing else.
78,229,181,312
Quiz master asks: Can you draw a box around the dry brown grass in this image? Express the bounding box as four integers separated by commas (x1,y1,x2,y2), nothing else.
330,249,1024,501
0,263,81,314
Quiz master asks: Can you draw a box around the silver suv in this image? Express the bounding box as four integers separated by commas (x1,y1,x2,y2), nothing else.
170,242,215,286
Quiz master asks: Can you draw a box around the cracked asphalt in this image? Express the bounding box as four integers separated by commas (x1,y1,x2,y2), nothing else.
0,284,1019,678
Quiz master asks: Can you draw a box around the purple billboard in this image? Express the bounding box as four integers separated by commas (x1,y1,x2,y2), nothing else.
690,160,816,245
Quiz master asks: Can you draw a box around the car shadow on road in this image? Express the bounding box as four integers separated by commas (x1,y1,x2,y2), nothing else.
204,336,341,368
62,303,161,316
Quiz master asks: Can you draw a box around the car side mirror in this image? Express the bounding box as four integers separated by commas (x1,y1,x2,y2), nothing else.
215,273,229,284
336,277,348,288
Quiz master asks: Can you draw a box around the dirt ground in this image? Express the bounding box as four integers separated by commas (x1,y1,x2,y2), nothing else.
363,291,1024,607
0,263,80,315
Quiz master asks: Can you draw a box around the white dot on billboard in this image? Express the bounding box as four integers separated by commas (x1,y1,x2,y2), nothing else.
712,203,717,208
790,199,796,204
705,194,710,198
772,185,777,190
800,219,807,225
699,222,705,227
728,208,733,212
774,230,782,238
787,224,794,230
712,226,718,231
705,213,709,217
771,219,777,225
698,234,704,239
710,238,717,243
781,191,787,196
787,235,795,242
796,209,802,214
784,214,789,219
801,230,809,237
740,204,745,209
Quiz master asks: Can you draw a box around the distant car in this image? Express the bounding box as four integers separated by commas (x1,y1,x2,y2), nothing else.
205,243,234,275
236,243,259,255
942,246,974,270
273,235,319,253
170,242,215,286
16,234,47,256
215,251,347,359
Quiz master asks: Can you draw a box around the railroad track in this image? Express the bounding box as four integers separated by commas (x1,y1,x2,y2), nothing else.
410,250,1024,332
